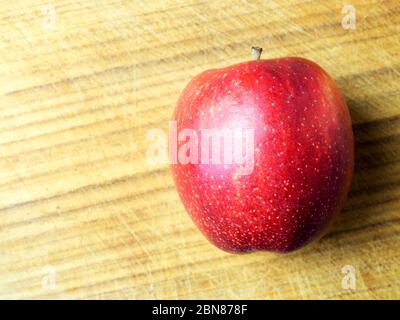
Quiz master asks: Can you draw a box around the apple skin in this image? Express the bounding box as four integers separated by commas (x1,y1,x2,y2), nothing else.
171,56,354,253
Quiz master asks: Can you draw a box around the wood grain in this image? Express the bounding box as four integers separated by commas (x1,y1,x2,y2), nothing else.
0,0,399,299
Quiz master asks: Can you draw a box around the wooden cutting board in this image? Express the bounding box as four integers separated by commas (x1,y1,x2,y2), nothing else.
0,0,399,299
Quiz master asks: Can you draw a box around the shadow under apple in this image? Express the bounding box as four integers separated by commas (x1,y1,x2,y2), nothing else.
320,97,400,244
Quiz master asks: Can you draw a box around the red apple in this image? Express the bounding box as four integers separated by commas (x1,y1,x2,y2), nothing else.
170,48,354,253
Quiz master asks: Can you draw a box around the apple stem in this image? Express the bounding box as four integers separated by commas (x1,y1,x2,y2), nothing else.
251,47,263,60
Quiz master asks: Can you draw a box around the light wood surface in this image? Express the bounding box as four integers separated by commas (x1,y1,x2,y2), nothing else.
0,0,399,299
